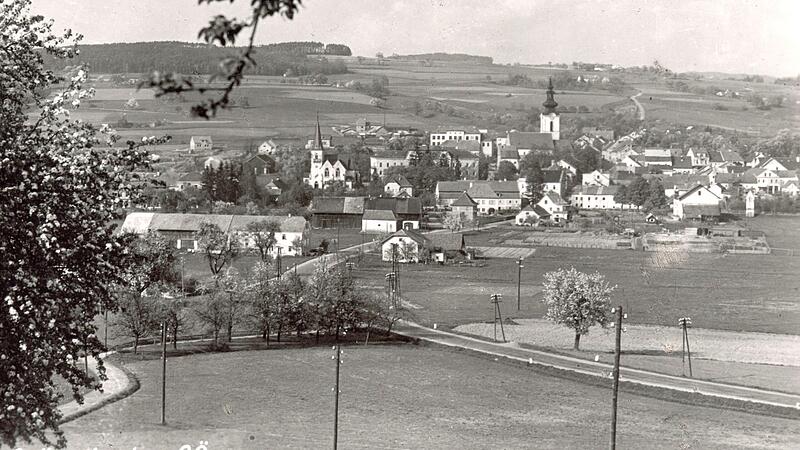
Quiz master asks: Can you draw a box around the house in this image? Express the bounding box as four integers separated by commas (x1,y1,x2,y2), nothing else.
258,174,288,198
570,185,635,210
120,212,310,256
582,170,612,187
189,136,212,153
645,213,658,224
384,174,413,197
450,191,478,221
581,127,615,141
783,180,800,196
380,229,466,263
370,154,410,178
497,147,521,169
671,157,695,174
365,197,423,229
685,148,709,167
175,172,204,191
542,169,567,197
429,126,482,147
516,204,550,225
362,209,400,233
310,196,366,228
242,154,276,176
537,191,570,223
640,148,673,168
436,180,521,214
258,139,279,154
672,185,722,221
555,159,578,177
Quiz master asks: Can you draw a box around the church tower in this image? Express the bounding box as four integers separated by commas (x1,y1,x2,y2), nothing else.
540,77,560,140
309,114,325,188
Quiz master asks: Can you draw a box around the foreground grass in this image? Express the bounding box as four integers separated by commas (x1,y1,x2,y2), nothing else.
57,344,799,449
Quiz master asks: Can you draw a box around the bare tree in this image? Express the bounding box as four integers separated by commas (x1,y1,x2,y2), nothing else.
194,287,228,349
114,292,160,354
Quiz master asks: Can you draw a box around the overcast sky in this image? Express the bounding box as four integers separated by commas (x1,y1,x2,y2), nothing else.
32,0,800,77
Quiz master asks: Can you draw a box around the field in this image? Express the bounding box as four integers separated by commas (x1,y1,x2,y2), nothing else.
54,344,800,449
353,228,800,335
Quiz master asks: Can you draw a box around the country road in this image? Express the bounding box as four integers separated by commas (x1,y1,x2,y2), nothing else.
631,91,645,120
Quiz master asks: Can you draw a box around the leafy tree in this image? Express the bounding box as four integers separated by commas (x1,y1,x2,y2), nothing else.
541,267,614,350
162,295,189,350
477,153,490,180
613,185,629,208
245,262,279,344
195,222,239,276
495,161,519,181
193,287,228,349
114,292,161,354
219,272,247,342
443,211,465,231
0,3,162,446
246,219,282,261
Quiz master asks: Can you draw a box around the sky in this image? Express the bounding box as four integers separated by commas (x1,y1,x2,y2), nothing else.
31,0,800,77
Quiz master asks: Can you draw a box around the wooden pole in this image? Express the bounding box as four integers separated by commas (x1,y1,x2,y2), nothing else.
681,320,686,377
160,321,167,425
516,258,522,311
497,300,506,343
333,344,341,450
685,322,693,378
610,305,623,450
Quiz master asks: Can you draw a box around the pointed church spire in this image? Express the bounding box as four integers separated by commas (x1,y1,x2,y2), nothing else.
542,77,558,114
313,111,324,150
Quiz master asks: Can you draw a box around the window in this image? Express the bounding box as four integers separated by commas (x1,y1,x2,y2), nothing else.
282,234,286,240
550,122,554,132
335,169,340,178
324,168,329,177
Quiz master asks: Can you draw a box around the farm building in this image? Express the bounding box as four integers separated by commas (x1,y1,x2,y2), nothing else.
174,172,203,191
672,185,722,221
363,197,423,231
516,204,550,225
450,191,478,221
380,230,465,263
189,136,212,153
436,180,521,214
384,174,413,197
362,209,400,233
538,191,571,223
119,213,310,256
570,185,636,210
310,196,366,229
242,154,276,176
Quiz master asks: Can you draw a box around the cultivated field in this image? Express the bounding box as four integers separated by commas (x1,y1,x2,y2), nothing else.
55,345,800,449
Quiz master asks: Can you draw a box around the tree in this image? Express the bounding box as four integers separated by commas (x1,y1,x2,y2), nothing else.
613,184,629,208
219,271,247,342
194,287,228,349
195,222,239,276
541,268,615,350
443,211,465,232
495,161,519,181
245,262,279,344
162,295,189,350
0,3,163,446
246,219,282,261
114,292,160,354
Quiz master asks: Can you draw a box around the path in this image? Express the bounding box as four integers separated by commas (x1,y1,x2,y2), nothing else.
58,352,133,423
631,91,645,120
394,321,800,412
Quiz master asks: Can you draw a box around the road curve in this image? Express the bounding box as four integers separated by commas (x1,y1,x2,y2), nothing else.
395,321,800,413
631,91,645,120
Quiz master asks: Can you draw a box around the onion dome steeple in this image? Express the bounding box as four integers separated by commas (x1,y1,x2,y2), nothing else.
542,77,558,114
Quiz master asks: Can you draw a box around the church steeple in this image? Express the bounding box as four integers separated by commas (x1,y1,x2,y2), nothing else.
542,77,558,114
313,112,324,150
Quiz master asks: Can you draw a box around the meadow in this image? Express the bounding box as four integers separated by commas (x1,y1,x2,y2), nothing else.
55,345,800,450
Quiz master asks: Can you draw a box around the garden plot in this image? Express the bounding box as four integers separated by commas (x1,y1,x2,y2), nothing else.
455,319,800,367
472,246,536,259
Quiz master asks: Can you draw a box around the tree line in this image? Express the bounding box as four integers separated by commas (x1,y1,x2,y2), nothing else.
42,41,349,76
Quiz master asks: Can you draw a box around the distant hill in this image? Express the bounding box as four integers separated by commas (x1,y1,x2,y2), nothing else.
43,41,351,76
391,53,493,65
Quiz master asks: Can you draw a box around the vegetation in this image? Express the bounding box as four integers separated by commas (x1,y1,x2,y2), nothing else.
540,268,614,350
613,177,669,211
0,2,165,447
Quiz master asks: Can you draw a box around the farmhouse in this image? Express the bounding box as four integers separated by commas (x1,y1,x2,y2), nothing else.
384,174,413,197
516,204,550,225
538,191,571,223
450,191,478,221
242,154,276,176
310,196,366,228
174,172,204,191
258,139,279,154
365,197,423,229
436,180,521,214
362,209,400,233
582,170,611,186
380,229,465,263
672,184,722,221
120,212,310,256
189,135,212,153
570,185,635,210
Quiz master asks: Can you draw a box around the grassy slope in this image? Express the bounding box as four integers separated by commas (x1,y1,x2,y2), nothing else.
58,345,800,449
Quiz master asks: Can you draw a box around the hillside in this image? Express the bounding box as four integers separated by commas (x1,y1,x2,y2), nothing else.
43,41,350,76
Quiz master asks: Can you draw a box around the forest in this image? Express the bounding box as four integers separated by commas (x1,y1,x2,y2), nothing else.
42,41,350,76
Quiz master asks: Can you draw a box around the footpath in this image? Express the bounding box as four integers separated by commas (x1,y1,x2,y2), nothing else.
58,352,137,423
394,321,800,417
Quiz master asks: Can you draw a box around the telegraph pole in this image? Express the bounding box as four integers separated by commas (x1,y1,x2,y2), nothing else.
516,257,524,311
490,294,506,343
332,344,342,450
679,317,693,377
160,321,167,425
276,247,282,278
610,306,626,450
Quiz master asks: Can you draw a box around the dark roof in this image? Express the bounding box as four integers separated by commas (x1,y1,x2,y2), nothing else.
385,174,412,187
363,209,397,221
451,191,478,207
426,232,465,252
542,170,563,183
532,205,551,217
508,131,554,150
244,154,275,165
576,185,621,196
774,157,800,170
178,171,203,182
366,197,423,215
311,197,366,215
141,213,307,233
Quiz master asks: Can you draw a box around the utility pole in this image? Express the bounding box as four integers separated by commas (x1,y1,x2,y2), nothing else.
609,306,626,450
160,320,167,425
679,317,693,377
103,305,109,349
336,219,341,255
490,294,506,342
332,344,342,450
385,272,396,309
277,246,282,279
516,257,524,311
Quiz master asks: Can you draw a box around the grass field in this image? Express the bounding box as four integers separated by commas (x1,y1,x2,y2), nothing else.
56,345,800,449
353,231,800,335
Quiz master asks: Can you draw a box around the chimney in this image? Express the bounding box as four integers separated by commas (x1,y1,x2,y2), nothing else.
469,182,473,188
